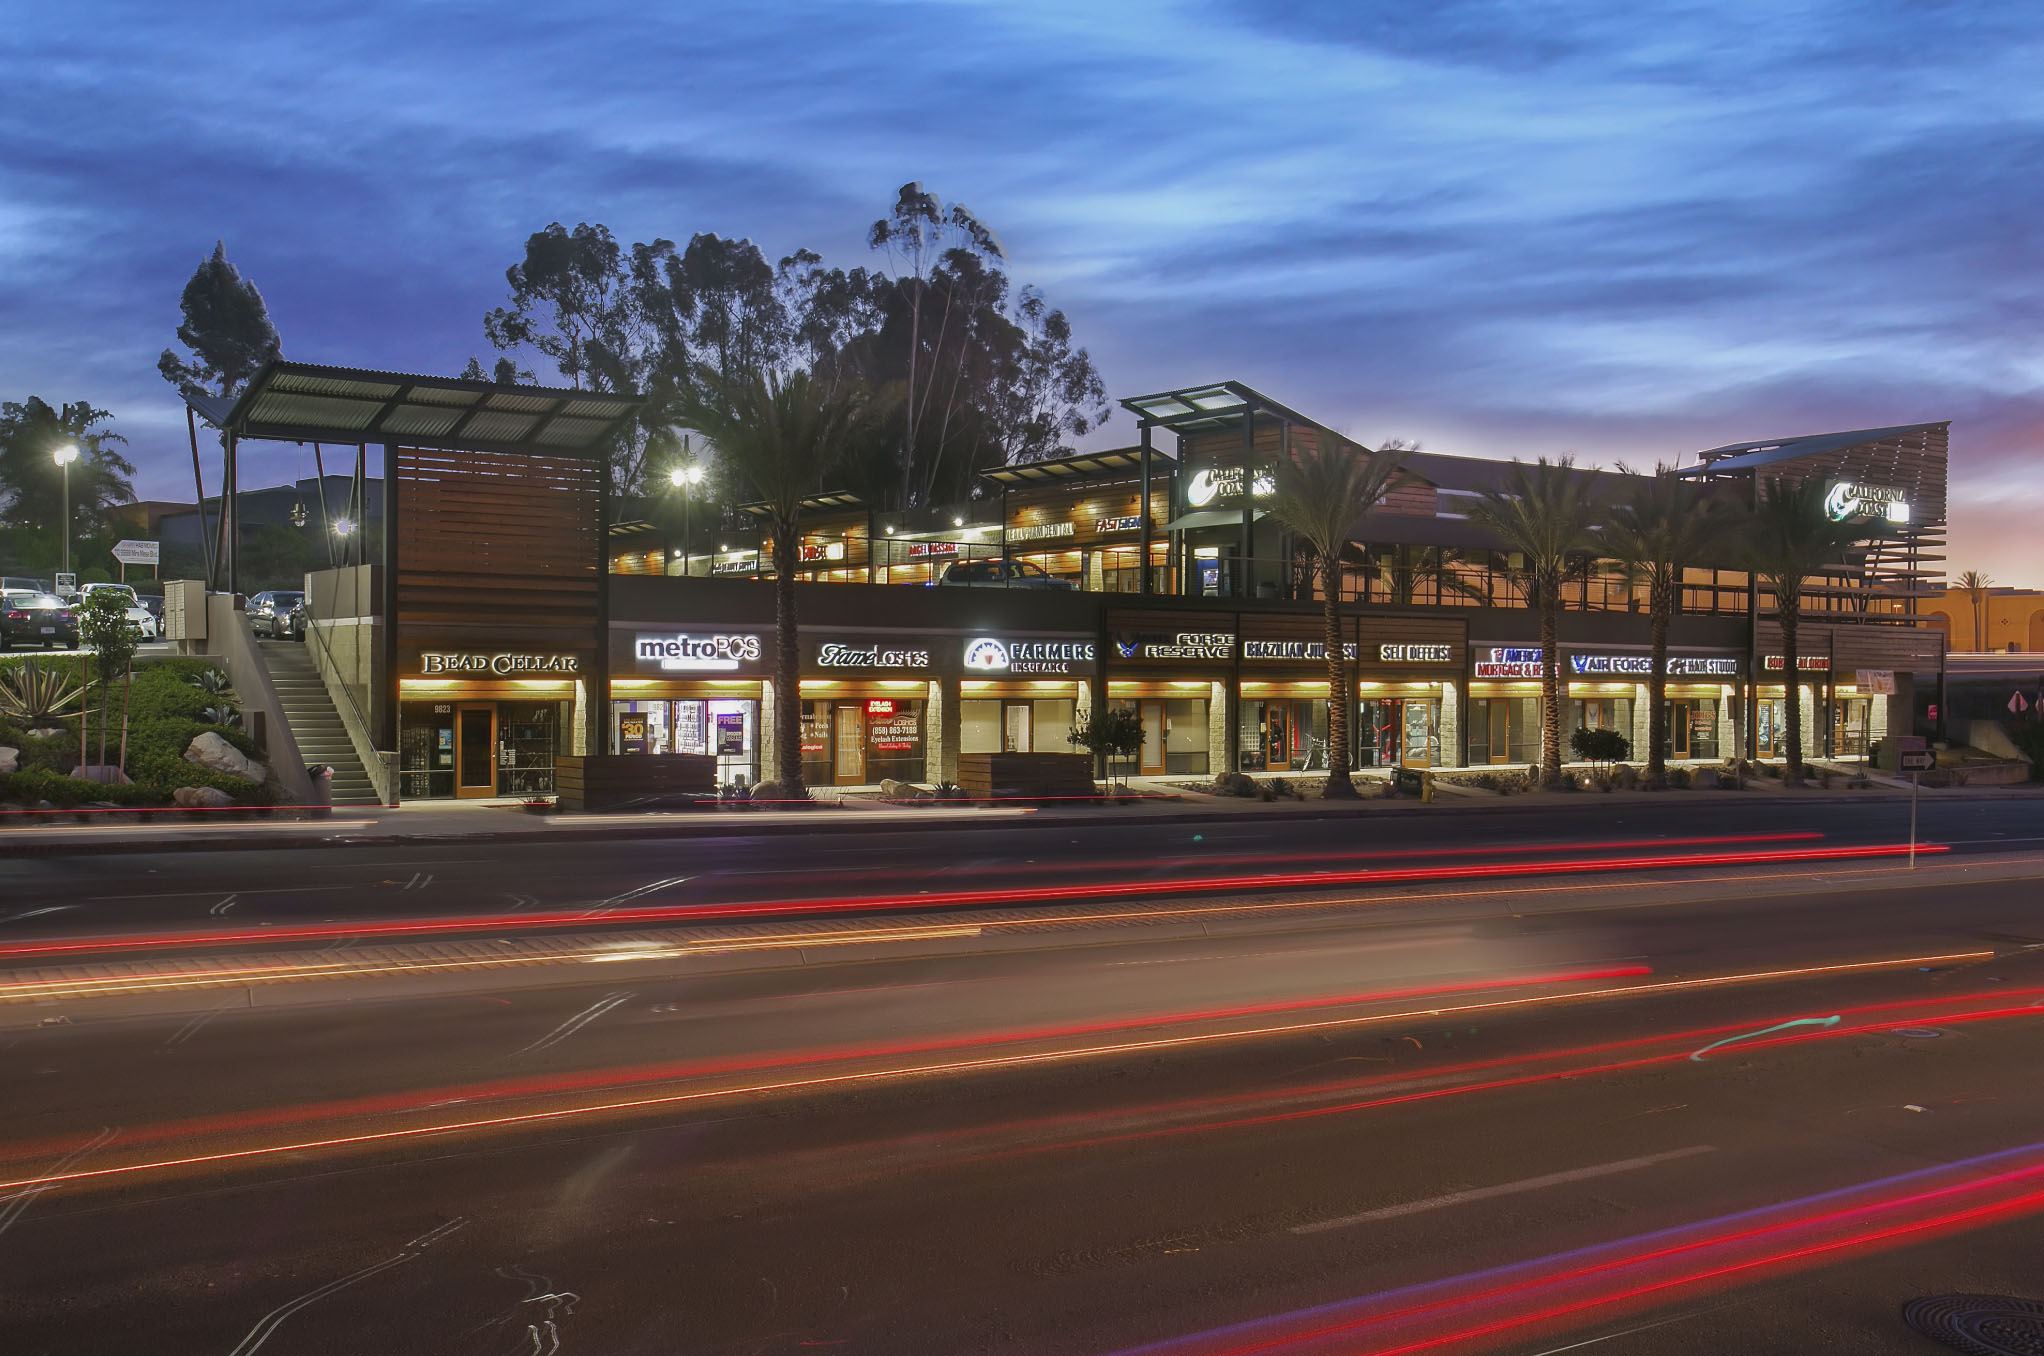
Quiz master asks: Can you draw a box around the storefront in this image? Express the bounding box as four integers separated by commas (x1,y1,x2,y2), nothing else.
1756,654,1829,758
1105,612,1229,776
1467,646,1544,766
1466,647,1739,765
1237,621,1344,772
610,628,768,786
396,648,582,799
957,634,1095,756
797,633,939,785
1356,631,1461,768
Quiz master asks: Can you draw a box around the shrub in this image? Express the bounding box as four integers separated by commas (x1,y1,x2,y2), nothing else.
1570,727,1630,765
1665,766,1694,789
1210,771,1257,797
2007,722,2044,781
0,766,161,808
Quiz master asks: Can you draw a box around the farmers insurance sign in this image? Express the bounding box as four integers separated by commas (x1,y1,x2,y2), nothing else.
963,637,1097,676
634,632,763,673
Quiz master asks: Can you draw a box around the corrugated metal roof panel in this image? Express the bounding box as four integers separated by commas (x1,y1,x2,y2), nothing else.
268,372,401,400
378,404,466,437
484,392,560,414
458,410,541,441
532,416,610,446
248,392,380,430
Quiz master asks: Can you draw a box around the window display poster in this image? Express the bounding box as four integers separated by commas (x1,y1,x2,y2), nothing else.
868,706,920,753
673,701,708,756
716,712,746,756
618,712,649,755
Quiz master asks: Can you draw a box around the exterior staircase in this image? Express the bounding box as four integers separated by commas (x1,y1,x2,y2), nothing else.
257,639,380,805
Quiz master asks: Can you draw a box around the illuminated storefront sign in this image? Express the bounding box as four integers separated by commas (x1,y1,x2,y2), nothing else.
1242,640,1357,661
904,540,961,559
815,641,932,670
1473,646,1543,679
800,541,847,562
963,636,1095,676
1184,467,1275,507
712,554,759,574
1095,515,1143,534
1115,631,1235,661
418,651,580,677
1568,654,1739,677
634,632,762,673
1824,481,1910,525
1377,643,1454,663
1763,654,1831,672
1007,521,1075,543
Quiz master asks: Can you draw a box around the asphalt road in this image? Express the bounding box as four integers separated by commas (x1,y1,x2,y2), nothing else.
2,818,2044,1353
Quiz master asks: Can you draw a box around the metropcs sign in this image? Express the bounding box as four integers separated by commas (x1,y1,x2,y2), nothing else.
419,651,580,677
1184,466,1275,507
635,632,762,672
963,636,1096,675
1824,481,1910,525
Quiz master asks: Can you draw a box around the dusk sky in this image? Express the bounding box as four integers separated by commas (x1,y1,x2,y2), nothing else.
5,1,2039,583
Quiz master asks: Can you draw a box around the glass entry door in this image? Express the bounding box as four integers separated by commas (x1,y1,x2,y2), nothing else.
1003,702,1032,752
1139,701,1166,776
833,703,866,783
455,704,497,798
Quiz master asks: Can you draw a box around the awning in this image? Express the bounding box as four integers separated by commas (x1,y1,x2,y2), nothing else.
1162,508,1267,533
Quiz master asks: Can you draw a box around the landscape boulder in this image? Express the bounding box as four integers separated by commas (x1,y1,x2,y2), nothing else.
879,778,923,800
185,732,267,783
1691,766,1719,789
173,786,235,808
0,747,16,775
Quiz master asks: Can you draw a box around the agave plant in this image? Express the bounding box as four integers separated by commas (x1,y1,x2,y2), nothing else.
189,668,233,695
0,660,86,728
200,704,244,729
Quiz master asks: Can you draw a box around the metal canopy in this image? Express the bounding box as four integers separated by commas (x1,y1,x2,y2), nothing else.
980,446,1176,486
738,491,865,518
195,360,642,455
1685,422,1947,473
1119,381,1324,435
1162,507,1268,533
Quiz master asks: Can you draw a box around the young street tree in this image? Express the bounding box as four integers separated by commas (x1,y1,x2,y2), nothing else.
1739,477,1868,784
1605,466,1733,788
1470,457,1602,787
157,242,283,399
677,368,890,800
1267,433,1415,799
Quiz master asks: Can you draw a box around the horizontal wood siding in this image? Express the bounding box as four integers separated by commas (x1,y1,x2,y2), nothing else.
555,754,716,811
957,752,1095,800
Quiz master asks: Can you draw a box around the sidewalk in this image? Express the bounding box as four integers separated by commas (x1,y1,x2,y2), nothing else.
2,775,2038,856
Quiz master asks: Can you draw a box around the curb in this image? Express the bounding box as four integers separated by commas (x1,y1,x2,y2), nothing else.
1,785,2036,856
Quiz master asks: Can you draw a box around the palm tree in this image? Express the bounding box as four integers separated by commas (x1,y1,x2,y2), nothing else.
1604,466,1734,788
1470,457,1602,787
1268,432,1415,798
1363,543,1487,606
679,367,888,798
1954,569,1992,651
1738,477,1868,784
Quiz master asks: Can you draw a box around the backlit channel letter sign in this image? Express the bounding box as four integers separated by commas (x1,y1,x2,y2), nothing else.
964,636,1096,675
1184,467,1276,507
419,651,581,677
1824,481,1910,525
1115,631,1235,660
1472,647,1543,679
1242,640,1358,661
1377,644,1453,663
816,641,932,669
1763,654,1832,672
635,632,763,673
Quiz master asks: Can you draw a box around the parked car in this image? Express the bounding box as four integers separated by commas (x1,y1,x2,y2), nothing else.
285,595,307,640
0,591,79,650
248,590,304,639
933,559,1076,590
78,582,158,640
1,576,51,596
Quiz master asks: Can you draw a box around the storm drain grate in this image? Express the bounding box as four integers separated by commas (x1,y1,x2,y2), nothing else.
1905,1295,2044,1355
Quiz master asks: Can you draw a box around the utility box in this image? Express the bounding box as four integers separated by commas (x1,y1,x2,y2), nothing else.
164,579,207,645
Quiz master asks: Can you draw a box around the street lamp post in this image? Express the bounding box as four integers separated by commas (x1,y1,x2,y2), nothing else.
668,460,705,576
52,444,79,587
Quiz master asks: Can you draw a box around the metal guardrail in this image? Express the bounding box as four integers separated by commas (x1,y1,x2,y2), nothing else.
302,611,391,805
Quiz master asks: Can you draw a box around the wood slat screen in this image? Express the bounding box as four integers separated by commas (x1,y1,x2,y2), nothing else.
395,446,601,652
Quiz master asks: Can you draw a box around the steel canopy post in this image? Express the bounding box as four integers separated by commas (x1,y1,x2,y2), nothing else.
379,443,400,758
1139,421,1153,596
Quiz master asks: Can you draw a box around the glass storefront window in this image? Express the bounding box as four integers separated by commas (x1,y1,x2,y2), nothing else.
401,700,565,800
1833,698,1869,756
1360,698,1442,768
1237,699,1332,773
1668,699,1720,760
1469,697,1539,766
611,698,760,786
802,697,926,785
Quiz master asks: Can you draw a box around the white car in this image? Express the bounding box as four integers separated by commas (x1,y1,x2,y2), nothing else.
77,582,158,640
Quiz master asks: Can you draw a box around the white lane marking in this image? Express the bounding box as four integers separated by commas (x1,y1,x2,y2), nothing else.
584,875,692,917
226,1217,467,1356
1523,1304,1727,1354
518,992,633,1054
402,872,434,891
210,894,239,916
0,1127,114,1239
162,998,239,1049
0,906,72,924
505,892,539,911
1291,1145,1716,1235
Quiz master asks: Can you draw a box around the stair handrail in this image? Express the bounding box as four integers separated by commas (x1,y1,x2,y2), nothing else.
301,578,391,804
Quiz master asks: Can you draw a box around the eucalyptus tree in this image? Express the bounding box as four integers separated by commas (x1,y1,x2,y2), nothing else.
1604,466,1733,787
1470,457,1603,787
1738,477,1869,783
1268,434,1416,798
678,368,891,798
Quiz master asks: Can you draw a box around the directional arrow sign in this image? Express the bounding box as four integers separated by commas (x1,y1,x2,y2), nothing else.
111,539,159,566
1899,750,1936,772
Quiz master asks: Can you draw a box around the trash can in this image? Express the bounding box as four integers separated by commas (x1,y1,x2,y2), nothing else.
307,764,333,817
